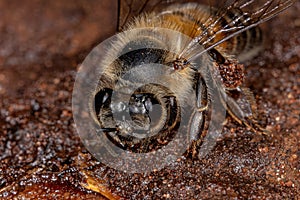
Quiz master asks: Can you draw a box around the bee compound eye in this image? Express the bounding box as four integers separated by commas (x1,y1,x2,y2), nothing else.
94,88,113,118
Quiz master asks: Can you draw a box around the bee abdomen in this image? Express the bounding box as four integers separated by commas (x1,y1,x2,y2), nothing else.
219,8,263,61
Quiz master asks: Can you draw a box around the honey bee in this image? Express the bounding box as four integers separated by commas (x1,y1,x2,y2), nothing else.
90,0,295,156
74,0,296,198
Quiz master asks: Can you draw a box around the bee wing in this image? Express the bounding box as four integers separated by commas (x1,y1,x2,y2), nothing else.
117,0,209,31
118,0,178,31
183,0,296,60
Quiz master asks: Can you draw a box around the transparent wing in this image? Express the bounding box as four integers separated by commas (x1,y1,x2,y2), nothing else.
117,0,211,31
182,0,296,60
118,0,150,31
118,0,177,31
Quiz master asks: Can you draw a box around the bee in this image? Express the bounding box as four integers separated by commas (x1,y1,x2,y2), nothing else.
90,0,295,156
76,0,296,198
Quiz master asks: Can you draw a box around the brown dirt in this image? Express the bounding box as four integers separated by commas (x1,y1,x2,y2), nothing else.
0,0,299,199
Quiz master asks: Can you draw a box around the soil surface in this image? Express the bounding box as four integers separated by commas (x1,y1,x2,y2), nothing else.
0,0,299,199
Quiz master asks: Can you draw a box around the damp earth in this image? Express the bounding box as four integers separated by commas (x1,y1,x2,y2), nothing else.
0,0,299,199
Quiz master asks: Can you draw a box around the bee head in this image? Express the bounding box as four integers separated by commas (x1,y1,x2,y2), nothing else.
91,29,192,152
94,82,180,151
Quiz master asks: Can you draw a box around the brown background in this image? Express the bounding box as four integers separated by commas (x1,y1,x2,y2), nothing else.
0,0,299,199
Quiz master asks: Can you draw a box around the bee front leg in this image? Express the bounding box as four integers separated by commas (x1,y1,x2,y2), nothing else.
187,76,208,158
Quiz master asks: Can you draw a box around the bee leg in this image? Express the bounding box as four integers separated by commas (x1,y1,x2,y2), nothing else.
187,109,205,158
187,76,208,158
224,93,268,134
197,104,208,112
95,128,126,157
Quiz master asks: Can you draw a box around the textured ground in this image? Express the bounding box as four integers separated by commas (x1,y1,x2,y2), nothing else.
0,0,299,199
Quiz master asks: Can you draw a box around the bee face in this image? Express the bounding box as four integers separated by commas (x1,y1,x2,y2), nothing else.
96,83,180,143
